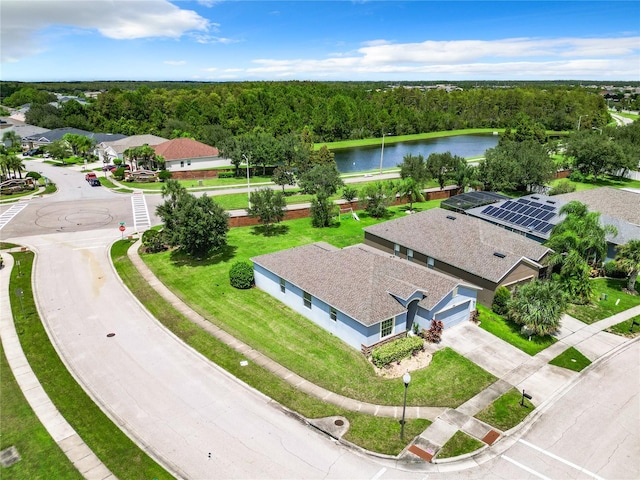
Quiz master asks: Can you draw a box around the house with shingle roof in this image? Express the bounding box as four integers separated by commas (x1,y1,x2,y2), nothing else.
99,134,168,163
555,187,640,226
252,242,479,351
152,137,231,171
363,208,552,306
23,127,127,150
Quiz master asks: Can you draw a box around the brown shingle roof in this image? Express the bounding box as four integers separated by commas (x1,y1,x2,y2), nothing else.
252,242,467,327
364,208,551,283
152,137,219,160
556,187,640,226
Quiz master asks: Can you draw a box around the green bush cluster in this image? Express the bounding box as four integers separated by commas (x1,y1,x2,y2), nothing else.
548,179,577,196
217,172,236,178
371,336,424,368
26,171,42,180
603,261,627,279
492,286,511,315
141,229,166,253
568,171,585,182
229,261,254,289
158,170,172,182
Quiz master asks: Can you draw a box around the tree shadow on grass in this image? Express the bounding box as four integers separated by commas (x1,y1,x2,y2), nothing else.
250,224,290,237
169,244,238,267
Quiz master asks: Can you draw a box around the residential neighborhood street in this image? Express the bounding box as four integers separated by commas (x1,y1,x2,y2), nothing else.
0,162,638,479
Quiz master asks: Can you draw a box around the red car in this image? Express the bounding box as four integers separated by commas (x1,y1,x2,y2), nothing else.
85,172,97,181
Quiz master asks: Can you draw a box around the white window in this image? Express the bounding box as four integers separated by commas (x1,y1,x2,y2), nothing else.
279,278,285,293
394,244,400,257
330,307,337,321
407,249,414,262
380,318,394,338
427,257,434,269
303,291,312,309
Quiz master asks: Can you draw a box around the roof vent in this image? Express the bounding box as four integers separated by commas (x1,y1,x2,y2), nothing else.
531,196,540,200
493,252,506,258
446,215,456,220
546,200,556,204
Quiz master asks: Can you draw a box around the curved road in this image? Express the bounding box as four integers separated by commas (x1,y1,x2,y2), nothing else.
1,161,638,479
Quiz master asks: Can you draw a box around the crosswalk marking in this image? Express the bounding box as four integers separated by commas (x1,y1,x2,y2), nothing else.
0,202,28,231
131,193,150,231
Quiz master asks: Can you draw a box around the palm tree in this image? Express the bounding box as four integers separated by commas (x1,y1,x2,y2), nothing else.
508,279,567,336
615,240,640,292
2,131,21,151
6,154,25,179
395,177,425,212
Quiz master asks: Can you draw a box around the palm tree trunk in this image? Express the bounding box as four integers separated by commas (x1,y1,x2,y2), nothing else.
629,270,638,292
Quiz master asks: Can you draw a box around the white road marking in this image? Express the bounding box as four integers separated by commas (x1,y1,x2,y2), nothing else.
518,439,605,480
0,202,28,231
370,467,387,480
502,455,552,480
131,193,150,231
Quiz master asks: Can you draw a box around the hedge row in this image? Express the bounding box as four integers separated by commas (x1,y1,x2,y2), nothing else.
371,336,424,368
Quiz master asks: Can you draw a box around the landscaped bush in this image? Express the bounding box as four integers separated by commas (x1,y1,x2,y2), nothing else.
569,170,585,182
158,170,172,182
141,229,166,253
425,319,444,343
548,180,577,196
492,286,511,315
25,171,42,180
371,336,424,368
113,167,126,179
229,261,254,289
603,261,627,279
217,171,236,178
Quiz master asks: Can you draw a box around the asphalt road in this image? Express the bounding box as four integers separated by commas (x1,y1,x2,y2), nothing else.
1,161,638,479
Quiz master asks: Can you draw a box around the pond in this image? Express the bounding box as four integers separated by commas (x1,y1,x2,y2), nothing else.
333,134,500,173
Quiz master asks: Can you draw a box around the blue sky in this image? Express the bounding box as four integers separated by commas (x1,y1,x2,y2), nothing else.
2,0,639,82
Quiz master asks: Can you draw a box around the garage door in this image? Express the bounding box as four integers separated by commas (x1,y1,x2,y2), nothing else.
435,301,471,329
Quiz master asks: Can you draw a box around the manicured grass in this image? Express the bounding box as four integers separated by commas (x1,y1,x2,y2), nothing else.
474,388,535,432
477,305,556,356
0,342,83,479
0,242,20,249
549,347,591,372
548,175,640,192
112,239,431,454
8,251,172,480
606,315,640,338
98,177,117,188
114,187,133,193
567,278,640,324
437,431,485,459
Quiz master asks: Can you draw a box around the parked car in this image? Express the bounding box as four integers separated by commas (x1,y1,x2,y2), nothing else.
88,178,101,187
24,148,41,156
85,172,97,182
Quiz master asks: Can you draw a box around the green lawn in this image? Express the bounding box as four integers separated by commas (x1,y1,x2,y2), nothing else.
606,315,640,338
112,239,431,455
7,252,172,480
549,347,591,372
1,341,83,480
477,305,556,356
437,431,485,459
548,175,640,192
474,388,535,431
567,278,640,324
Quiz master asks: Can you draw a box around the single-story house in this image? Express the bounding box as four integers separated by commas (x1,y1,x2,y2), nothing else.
99,134,168,164
464,191,640,261
153,137,231,171
23,127,127,151
252,242,480,351
363,208,552,306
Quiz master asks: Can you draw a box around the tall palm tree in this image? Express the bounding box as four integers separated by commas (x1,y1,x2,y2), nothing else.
2,131,21,150
7,154,25,179
508,279,567,336
615,240,640,292
395,177,425,212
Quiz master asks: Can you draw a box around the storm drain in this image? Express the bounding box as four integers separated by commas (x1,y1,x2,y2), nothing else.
334,419,344,426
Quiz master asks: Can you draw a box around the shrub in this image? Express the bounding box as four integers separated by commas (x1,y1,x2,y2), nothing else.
25,171,42,180
229,261,254,289
568,171,585,182
603,261,627,279
548,180,576,196
141,229,166,253
113,167,125,179
371,336,424,368
425,319,444,343
492,286,511,315
158,170,172,182
217,171,236,178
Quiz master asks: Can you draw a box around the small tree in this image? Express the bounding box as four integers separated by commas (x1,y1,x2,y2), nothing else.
271,166,295,194
46,139,72,164
158,170,172,182
341,185,358,210
229,261,254,289
141,229,166,253
395,177,425,211
247,187,286,234
508,280,567,337
310,191,335,228
297,163,343,196
361,182,393,218
399,153,428,183
615,240,640,292
492,286,511,315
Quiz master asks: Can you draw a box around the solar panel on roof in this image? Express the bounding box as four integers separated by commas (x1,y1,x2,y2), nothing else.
481,206,493,214
495,209,507,219
530,202,542,208
530,220,541,229
503,200,514,209
535,210,547,219
541,223,554,234
522,217,534,227
541,204,554,211
542,212,555,221
505,212,516,221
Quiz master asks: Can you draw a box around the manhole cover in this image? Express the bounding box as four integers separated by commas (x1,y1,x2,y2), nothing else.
107,333,115,337
334,419,344,426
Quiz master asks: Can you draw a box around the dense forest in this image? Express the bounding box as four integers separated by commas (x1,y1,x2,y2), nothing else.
0,81,617,145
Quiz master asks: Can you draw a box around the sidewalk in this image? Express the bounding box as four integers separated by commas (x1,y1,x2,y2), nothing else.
127,239,640,462
0,251,115,480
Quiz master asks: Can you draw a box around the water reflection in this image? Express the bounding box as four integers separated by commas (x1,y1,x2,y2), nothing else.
333,134,499,173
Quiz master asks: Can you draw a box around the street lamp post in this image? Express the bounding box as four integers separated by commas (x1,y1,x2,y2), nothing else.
242,153,251,210
400,371,411,440
379,133,392,175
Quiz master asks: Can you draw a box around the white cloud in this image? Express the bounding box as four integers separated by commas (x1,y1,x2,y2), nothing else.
1,0,210,62
164,60,187,66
